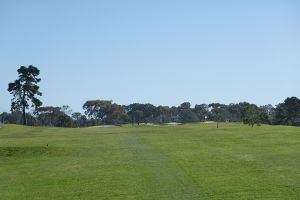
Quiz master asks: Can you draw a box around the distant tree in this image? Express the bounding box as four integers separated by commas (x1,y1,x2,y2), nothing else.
7,66,42,125
179,102,191,110
105,104,125,124
273,97,300,125
133,110,143,125
36,106,61,126
0,111,23,124
170,106,179,115
143,104,157,122
273,103,288,125
83,100,112,124
82,100,134,125
179,109,199,123
36,106,74,127
126,103,157,124
0,112,9,124
194,104,209,121
157,106,172,123
227,103,243,122
56,114,74,128
61,105,73,116
258,104,274,124
178,102,199,123
260,104,274,116
209,103,226,128
170,106,180,122
118,113,130,124
125,103,149,124
79,115,88,127
243,104,261,127
25,113,37,126
283,97,300,125
72,112,84,127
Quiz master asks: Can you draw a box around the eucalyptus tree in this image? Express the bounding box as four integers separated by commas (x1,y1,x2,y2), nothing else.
83,100,113,125
7,66,42,125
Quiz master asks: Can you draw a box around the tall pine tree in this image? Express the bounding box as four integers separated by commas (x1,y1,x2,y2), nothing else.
8,65,42,125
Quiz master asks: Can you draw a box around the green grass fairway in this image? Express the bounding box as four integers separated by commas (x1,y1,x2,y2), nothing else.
0,123,300,199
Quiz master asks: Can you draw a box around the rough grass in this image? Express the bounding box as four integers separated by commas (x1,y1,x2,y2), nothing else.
0,123,299,199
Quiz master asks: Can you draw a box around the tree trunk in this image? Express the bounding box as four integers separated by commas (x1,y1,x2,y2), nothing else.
22,103,27,125
132,116,134,127
22,91,27,125
217,121,219,128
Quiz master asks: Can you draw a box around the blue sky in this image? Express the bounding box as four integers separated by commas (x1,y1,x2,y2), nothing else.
1,0,299,113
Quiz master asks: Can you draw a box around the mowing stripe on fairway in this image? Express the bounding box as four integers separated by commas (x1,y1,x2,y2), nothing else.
118,132,201,199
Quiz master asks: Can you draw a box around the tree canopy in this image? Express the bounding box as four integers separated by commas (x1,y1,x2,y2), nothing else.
2,97,300,127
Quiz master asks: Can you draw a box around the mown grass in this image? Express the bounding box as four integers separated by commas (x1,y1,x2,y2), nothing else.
0,123,299,199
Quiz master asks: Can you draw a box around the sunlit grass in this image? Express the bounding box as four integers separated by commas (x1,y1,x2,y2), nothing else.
0,123,299,199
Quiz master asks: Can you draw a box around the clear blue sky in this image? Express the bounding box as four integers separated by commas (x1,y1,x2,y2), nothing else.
1,0,299,113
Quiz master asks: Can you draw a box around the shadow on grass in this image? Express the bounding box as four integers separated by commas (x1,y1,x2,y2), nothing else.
0,146,69,157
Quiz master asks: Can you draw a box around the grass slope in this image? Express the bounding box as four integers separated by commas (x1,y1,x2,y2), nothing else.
0,123,299,199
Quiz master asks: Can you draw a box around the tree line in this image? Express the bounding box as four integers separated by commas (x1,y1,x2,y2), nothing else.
1,66,300,128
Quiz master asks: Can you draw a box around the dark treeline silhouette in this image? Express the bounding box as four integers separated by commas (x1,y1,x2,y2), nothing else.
1,97,300,127
3,66,300,128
